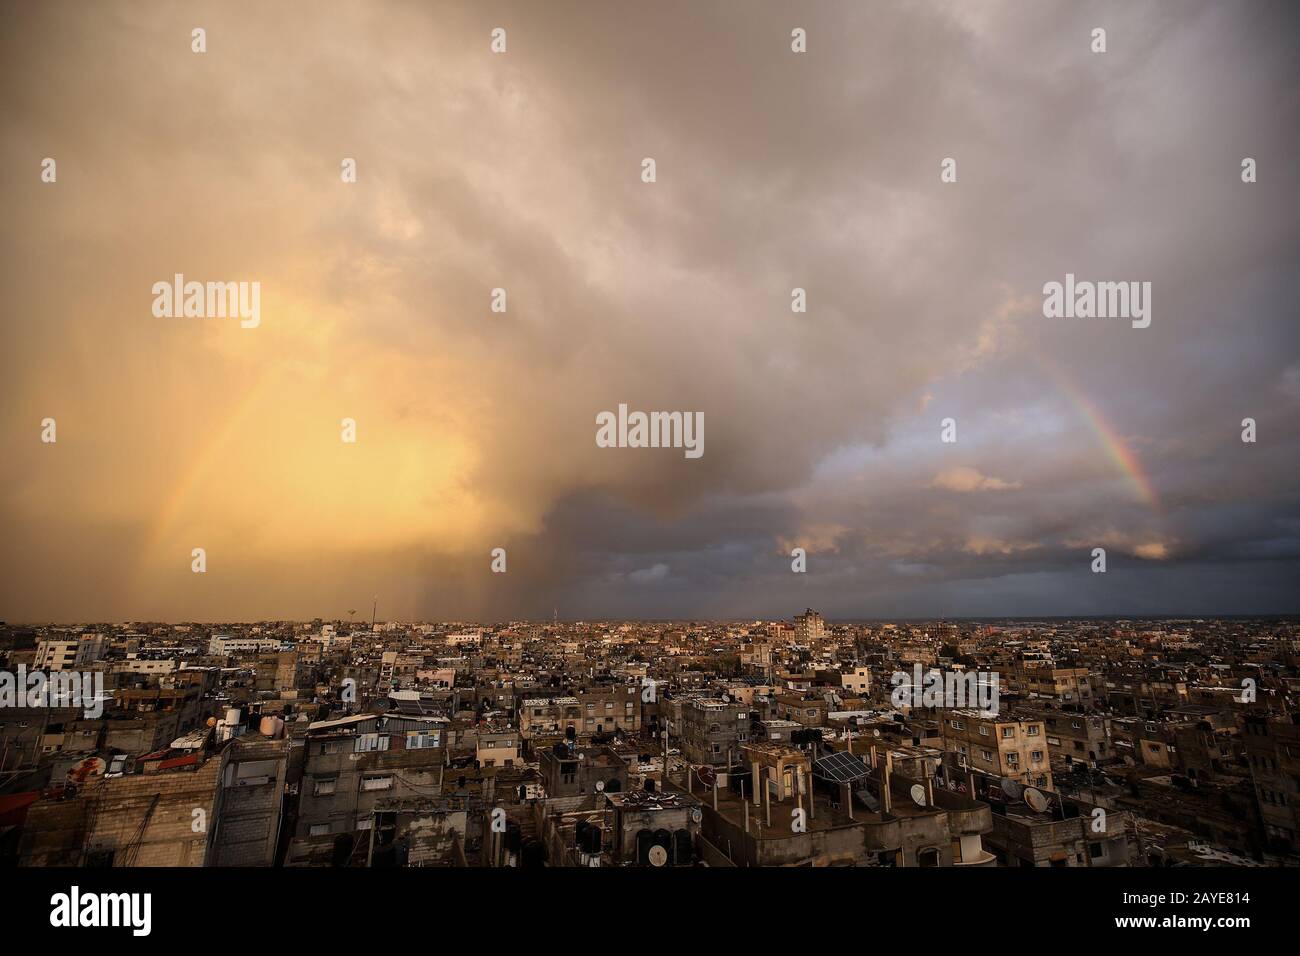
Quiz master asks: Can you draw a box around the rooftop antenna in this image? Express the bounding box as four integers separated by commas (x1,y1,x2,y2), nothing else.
371,595,378,630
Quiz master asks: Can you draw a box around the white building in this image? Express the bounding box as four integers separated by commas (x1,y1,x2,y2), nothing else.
35,634,105,671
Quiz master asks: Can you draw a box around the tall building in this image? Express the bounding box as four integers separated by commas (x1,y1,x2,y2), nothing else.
794,609,825,643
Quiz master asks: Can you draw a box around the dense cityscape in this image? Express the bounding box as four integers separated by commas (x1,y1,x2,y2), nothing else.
2,613,1297,869
4,0,1295,936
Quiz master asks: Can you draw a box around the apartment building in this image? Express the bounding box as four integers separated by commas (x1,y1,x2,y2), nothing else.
35,634,105,671
794,609,825,643
678,697,750,767
208,635,282,656
1016,666,1097,709
287,713,447,865
942,711,1053,789
841,666,871,695
519,686,641,739
1244,713,1300,854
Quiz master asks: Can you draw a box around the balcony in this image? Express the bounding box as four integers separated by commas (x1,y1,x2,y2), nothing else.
953,847,998,866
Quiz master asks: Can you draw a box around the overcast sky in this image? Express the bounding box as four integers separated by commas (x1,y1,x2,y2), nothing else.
2,0,1298,623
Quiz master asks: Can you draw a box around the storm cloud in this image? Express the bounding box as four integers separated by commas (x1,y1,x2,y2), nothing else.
2,0,1298,621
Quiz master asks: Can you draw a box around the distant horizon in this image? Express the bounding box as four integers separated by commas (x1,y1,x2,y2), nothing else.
8,612,1300,628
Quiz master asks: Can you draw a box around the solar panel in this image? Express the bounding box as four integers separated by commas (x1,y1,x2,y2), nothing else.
813,750,871,783
855,789,880,812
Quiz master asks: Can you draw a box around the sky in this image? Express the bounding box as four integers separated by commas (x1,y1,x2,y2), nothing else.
2,0,1298,623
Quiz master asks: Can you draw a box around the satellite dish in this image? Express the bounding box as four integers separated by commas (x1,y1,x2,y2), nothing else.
1000,777,1023,800
873,729,881,738
909,784,927,807
647,845,668,867
690,807,703,823
595,780,605,792
1024,787,1049,813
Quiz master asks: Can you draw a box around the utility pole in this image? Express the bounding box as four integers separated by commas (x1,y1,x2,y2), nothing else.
662,726,670,790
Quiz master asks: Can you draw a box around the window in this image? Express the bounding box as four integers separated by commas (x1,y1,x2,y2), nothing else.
406,731,439,749
1031,751,1043,762
978,726,990,737
980,749,993,761
950,720,963,731
314,778,337,796
361,775,393,791
1001,727,1014,739
1026,726,1040,736
319,741,343,755
309,824,332,837
355,733,389,753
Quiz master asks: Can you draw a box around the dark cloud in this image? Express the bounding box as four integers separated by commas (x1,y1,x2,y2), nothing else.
2,0,1298,621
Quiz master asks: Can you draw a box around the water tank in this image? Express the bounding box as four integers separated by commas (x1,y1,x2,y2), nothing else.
259,716,285,739
225,707,242,726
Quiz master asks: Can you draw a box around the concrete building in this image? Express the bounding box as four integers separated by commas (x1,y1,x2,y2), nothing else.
18,735,228,867
679,697,750,767
942,711,1053,790
287,713,447,865
209,734,290,866
794,609,826,643
841,666,871,696
1244,713,1300,855
35,634,105,671
208,635,282,656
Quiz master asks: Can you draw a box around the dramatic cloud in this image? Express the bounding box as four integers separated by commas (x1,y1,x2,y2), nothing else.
2,0,1298,621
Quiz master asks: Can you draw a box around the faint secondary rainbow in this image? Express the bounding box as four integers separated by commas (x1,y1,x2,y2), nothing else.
1036,351,1160,510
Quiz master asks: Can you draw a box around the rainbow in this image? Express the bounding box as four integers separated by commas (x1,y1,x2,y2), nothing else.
138,377,270,573
1036,351,1160,510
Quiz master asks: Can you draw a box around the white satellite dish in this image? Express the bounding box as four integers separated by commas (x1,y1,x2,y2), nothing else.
873,729,881,738
909,784,927,807
1024,787,1049,813
595,780,605,792
690,807,703,823
1000,777,1023,800
648,845,668,867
